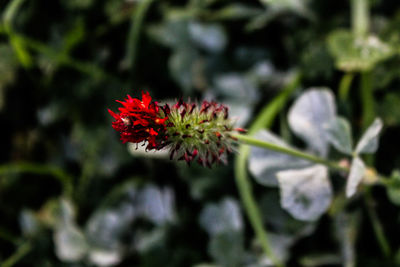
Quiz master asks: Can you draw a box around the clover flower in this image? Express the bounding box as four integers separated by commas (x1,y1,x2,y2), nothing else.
108,92,245,166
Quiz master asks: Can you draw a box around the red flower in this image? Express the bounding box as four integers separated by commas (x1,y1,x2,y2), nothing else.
108,92,168,149
109,93,245,167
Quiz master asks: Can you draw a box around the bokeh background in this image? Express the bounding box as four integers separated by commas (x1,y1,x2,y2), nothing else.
1,0,400,266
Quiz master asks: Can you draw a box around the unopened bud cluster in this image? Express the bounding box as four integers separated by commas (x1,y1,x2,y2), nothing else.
108,92,245,167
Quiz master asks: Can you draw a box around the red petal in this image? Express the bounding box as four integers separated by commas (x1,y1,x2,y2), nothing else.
149,128,158,136
141,91,152,108
108,109,119,120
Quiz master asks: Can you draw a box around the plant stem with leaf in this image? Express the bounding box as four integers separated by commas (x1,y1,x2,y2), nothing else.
234,72,301,267
233,134,348,172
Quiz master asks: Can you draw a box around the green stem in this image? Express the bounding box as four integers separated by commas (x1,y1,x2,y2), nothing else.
360,71,374,130
0,162,74,198
2,0,26,33
235,153,283,266
351,0,369,38
0,30,118,81
20,35,113,80
234,72,301,267
364,190,391,257
339,72,354,102
125,0,155,71
233,134,348,172
0,242,32,267
2,0,33,68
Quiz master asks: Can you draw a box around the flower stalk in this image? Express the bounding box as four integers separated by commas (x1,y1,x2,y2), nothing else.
233,73,301,267
232,133,348,172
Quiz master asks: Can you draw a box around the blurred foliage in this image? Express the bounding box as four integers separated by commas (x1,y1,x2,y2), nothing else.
1,0,400,266
327,30,394,72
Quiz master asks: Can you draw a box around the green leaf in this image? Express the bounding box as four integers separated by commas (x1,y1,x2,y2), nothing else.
188,22,227,53
300,41,334,80
260,192,316,237
84,181,175,262
52,199,89,262
56,199,77,225
88,249,121,267
354,118,383,154
147,20,191,48
169,48,198,94
260,233,294,265
259,0,311,12
134,228,167,253
246,0,314,31
324,117,353,155
346,157,366,198
54,224,89,262
210,4,263,20
199,198,244,267
288,88,336,157
378,93,400,126
213,72,259,126
277,165,332,221
259,0,314,19
84,205,133,263
213,73,258,103
328,30,394,72
136,185,176,225
248,130,310,187
225,101,252,127
84,182,136,251
208,232,244,267
199,198,243,236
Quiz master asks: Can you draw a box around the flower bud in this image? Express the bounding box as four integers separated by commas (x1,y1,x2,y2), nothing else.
164,99,239,167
